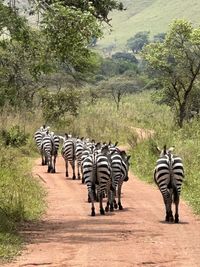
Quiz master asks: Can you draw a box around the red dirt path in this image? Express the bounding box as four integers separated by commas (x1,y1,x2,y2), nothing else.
4,155,200,267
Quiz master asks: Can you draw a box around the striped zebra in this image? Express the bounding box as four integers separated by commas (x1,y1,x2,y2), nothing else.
105,149,131,212
82,145,113,216
75,137,85,181
41,131,60,173
154,145,184,223
34,125,50,165
61,134,77,179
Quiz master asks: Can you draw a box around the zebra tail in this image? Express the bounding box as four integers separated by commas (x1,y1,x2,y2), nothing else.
170,175,179,203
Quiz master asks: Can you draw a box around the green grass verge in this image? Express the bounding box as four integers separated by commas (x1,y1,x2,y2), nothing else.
0,142,46,262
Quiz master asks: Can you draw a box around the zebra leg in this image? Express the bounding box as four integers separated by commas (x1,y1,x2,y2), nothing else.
49,155,53,173
52,154,56,173
105,189,111,212
118,182,123,210
77,162,81,180
95,185,99,202
65,160,69,177
81,166,84,184
174,195,180,223
99,190,105,215
163,192,173,222
44,154,48,165
88,187,95,216
71,161,76,180
41,151,45,165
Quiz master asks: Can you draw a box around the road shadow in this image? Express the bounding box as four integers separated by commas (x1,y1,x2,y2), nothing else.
159,220,189,225
18,218,143,245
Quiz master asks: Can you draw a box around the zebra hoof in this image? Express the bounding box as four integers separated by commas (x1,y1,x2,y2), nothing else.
105,206,109,212
114,203,118,209
110,206,114,212
169,216,174,223
91,211,95,216
175,215,179,223
119,205,123,210
100,209,105,215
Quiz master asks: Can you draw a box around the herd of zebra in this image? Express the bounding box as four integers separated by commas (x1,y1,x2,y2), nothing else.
34,125,184,222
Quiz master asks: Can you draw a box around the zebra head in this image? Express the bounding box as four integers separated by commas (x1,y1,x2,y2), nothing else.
157,145,175,157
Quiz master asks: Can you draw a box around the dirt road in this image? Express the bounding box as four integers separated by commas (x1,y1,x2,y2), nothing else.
4,156,200,267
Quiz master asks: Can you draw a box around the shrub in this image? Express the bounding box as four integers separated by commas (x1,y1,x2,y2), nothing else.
0,126,29,147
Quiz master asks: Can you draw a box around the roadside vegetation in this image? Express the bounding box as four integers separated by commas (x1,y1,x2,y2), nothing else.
0,0,200,262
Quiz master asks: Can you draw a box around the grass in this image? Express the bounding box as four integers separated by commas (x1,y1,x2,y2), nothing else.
98,0,200,50
0,112,46,262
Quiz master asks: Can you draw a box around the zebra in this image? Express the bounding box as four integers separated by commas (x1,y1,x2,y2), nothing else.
82,145,113,216
61,134,77,179
75,137,86,181
105,149,131,212
34,125,50,165
154,145,184,223
41,131,60,173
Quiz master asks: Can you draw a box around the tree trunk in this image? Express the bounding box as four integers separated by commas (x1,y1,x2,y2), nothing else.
178,103,186,128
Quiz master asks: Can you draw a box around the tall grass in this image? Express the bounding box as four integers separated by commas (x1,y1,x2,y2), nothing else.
0,111,46,261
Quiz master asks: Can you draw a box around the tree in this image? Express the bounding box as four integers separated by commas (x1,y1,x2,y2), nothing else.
142,19,200,127
29,0,124,24
0,3,52,110
112,52,138,64
153,32,166,43
40,89,80,124
127,31,149,53
98,75,145,110
40,3,102,68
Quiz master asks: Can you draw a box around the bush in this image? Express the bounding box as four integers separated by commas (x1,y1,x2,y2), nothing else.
0,126,29,147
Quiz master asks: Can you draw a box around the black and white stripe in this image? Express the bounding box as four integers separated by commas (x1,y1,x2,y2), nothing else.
82,145,113,216
34,125,50,165
41,132,60,173
61,134,77,179
105,149,131,212
154,146,184,223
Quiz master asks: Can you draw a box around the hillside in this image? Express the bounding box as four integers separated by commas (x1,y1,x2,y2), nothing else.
98,0,200,50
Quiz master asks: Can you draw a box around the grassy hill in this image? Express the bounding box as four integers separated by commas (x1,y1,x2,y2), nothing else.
98,0,200,50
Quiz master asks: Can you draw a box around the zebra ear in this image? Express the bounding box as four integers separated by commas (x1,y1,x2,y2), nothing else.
81,137,84,141
127,155,131,161
65,133,68,139
108,141,112,146
168,146,175,152
156,146,161,153
120,150,126,158
114,141,118,147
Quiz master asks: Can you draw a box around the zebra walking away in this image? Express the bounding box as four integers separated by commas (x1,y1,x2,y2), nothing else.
41,131,60,173
34,125,50,165
154,145,184,223
105,149,131,212
82,145,113,216
61,134,77,179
